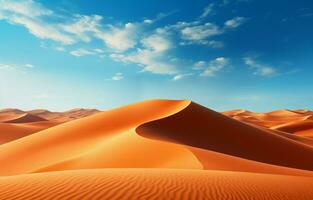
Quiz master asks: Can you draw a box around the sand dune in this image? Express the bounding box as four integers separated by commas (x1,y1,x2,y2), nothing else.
3,113,47,123
137,102,313,171
0,107,100,145
0,121,58,145
27,108,99,123
224,108,313,129
272,120,313,136
0,100,313,199
0,169,313,200
0,109,25,123
0,100,313,176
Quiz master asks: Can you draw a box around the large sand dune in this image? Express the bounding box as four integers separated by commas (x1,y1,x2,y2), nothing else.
0,100,313,199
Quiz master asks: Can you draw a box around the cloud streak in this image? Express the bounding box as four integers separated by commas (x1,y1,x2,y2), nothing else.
244,57,277,76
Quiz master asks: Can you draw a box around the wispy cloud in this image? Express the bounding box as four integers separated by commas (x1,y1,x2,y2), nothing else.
194,57,230,77
69,48,104,57
243,57,277,76
172,73,192,81
180,22,223,41
110,73,124,81
110,32,178,75
224,16,247,28
0,62,35,72
199,3,215,19
96,23,139,52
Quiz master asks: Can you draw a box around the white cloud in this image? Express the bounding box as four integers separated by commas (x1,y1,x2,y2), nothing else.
61,15,103,43
111,49,177,75
180,40,224,48
200,3,215,18
0,64,15,71
96,23,138,52
24,64,34,68
111,73,124,81
193,61,207,70
224,16,246,28
141,34,171,52
9,16,75,44
0,0,74,44
243,57,276,76
0,0,53,18
110,33,178,75
0,62,34,72
70,48,103,57
181,23,223,41
54,46,66,52
0,1,138,49
172,73,192,81
199,57,230,76
142,11,177,25
143,19,153,24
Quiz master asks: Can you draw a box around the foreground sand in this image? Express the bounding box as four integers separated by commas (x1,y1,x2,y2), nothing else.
0,169,313,200
0,100,313,199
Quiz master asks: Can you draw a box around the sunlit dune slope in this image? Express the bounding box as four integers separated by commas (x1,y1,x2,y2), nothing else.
0,169,313,200
0,100,203,175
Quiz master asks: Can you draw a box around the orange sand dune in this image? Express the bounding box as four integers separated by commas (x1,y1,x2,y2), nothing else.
0,108,99,124
27,108,99,122
137,102,313,171
224,108,313,128
0,100,313,177
0,108,100,145
0,169,313,200
1,100,313,199
0,121,58,145
3,113,47,123
272,120,313,136
0,100,199,175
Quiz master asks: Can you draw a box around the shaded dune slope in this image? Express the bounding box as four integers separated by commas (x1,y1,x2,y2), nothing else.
136,102,313,172
3,113,47,123
0,169,313,200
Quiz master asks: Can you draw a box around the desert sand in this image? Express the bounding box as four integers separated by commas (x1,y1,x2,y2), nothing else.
0,100,313,199
0,108,99,144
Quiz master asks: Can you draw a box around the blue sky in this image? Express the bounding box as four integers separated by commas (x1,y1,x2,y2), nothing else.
0,0,312,111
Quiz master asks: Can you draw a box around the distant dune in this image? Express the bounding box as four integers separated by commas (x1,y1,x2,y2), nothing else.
223,108,313,137
0,108,100,144
0,100,313,199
